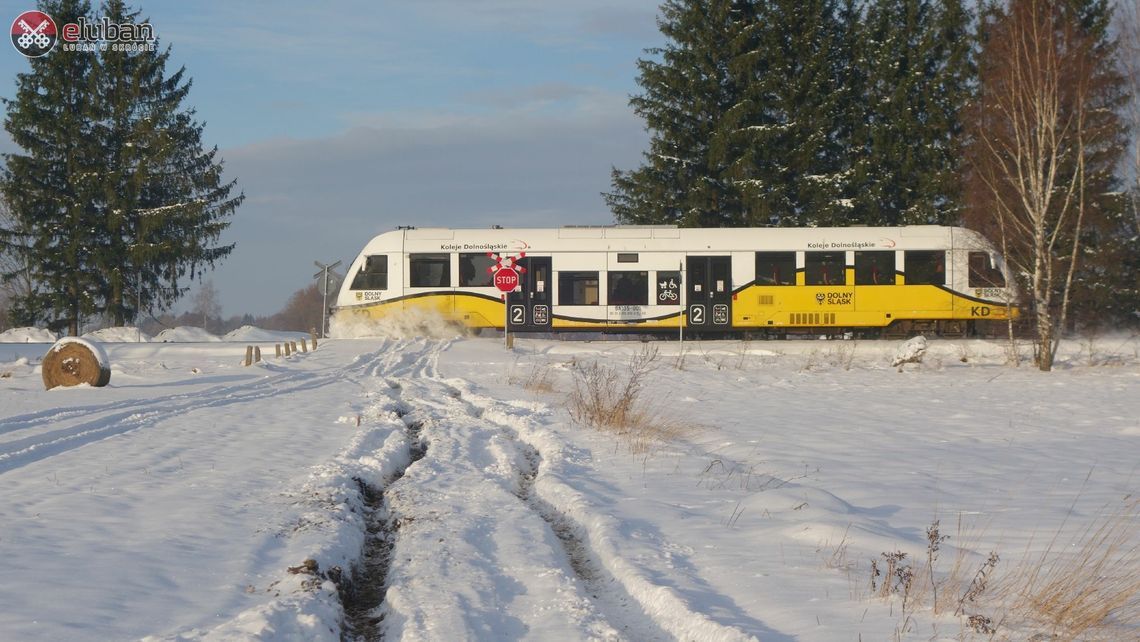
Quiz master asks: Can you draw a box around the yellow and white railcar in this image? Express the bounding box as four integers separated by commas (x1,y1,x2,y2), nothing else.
333,225,1018,335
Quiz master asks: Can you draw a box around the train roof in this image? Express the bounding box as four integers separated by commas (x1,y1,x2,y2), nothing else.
353,225,998,255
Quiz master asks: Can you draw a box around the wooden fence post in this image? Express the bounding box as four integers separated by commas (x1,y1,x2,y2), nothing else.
284,342,292,357
254,346,262,363
244,345,253,367
300,338,308,353
276,344,282,358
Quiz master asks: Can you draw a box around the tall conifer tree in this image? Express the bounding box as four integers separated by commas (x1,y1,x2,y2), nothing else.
1058,0,1137,327
848,0,973,225
723,0,849,227
92,0,240,325
1,0,241,331
605,0,749,226
609,0,975,228
1,0,102,334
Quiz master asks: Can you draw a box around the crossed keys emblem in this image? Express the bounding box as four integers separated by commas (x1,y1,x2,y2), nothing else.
17,18,51,50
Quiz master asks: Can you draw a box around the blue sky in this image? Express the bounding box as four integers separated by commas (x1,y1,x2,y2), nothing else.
1,0,663,316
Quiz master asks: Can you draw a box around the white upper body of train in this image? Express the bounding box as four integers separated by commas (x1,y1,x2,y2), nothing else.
333,225,1018,332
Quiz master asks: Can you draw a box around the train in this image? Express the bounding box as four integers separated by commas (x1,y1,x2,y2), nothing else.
332,225,1019,336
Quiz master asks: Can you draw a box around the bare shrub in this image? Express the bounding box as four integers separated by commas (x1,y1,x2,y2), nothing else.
567,346,692,454
873,551,914,603
819,524,855,572
926,520,949,611
957,551,1000,615
509,360,557,393
802,342,858,371
568,346,657,427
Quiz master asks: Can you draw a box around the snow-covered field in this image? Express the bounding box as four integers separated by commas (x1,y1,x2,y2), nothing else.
0,330,1137,641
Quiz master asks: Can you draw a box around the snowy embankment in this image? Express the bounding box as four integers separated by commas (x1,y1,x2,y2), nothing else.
0,324,313,345
0,331,1137,640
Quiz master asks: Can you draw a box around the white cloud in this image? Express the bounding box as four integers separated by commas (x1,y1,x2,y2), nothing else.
209,88,648,315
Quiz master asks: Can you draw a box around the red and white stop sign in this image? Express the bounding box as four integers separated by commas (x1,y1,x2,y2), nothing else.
494,267,519,292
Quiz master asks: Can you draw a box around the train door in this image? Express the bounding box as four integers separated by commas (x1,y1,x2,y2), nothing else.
686,256,732,329
506,257,552,331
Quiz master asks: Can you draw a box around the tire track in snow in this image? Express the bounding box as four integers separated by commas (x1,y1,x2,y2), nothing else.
446,380,761,642
0,367,321,434
444,383,672,641
338,339,447,641
0,344,398,476
343,341,631,640
340,339,752,640
341,403,429,642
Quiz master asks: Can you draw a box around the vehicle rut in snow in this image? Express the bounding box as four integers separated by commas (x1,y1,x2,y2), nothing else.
341,337,671,640
337,340,445,641
341,399,429,642
450,385,673,641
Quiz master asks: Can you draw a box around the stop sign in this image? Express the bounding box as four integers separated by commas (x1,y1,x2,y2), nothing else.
494,267,519,292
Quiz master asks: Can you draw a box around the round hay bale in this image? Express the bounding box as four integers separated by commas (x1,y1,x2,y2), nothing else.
42,338,111,390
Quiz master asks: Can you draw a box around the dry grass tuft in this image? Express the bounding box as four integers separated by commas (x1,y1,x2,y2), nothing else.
999,498,1140,639
864,503,1140,639
566,346,695,454
509,360,557,393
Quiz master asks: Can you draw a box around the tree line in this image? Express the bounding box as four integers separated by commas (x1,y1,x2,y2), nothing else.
0,0,241,336
137,282,325,339
608,0,1139,369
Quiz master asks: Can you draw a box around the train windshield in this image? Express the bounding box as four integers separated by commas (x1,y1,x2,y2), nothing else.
968,252,1006,288
350,255,388,290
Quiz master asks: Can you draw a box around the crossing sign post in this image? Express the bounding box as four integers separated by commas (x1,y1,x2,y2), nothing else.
313,259,342,338
488,252,526,349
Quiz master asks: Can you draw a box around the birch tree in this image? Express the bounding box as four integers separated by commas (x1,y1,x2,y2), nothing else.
964,0,1127,370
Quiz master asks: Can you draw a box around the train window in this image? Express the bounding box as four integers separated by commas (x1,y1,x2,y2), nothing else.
558,272,599,305
968,252,1006,287
805,251,846,286
906,251,945,285
459,253,495,287
608,271,649,305
617,253,638,263
755,252,796,286
350,255,388,290
854,251,896,285
409,253,451,288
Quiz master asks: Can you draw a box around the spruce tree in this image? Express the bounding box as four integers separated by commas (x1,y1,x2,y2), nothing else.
92,0,240,325
1056,0,1135,327
1,0,241,331
605,0,749,227
1,0,103,334
846,0,973,226
723,0,849,227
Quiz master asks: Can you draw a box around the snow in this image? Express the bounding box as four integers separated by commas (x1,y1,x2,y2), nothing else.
222,325,311,343
84,326,151,343
153,326,223,342
0,331,1137,641
0,326,57,343
891,334,927,367
50,336,111,371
